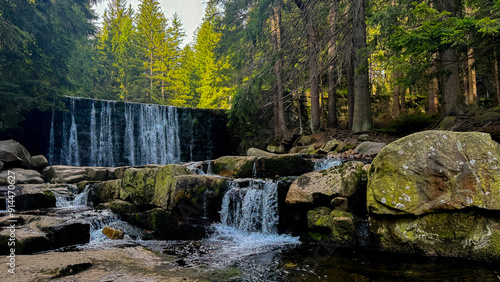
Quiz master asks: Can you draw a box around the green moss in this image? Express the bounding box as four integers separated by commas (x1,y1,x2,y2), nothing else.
309,232,330,241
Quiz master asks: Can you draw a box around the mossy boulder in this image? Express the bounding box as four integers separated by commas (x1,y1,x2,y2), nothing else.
121,165,192,206
121,208,207,240
307,207,357,245
368,130,500,216
210,156,256,178
286,161,366,205
335,142,356,153
370,211,500,261
94,179,122,205
106,199,139,214
254,154,314,177
320,139,340,153
121,167,159,205
155,174,227,220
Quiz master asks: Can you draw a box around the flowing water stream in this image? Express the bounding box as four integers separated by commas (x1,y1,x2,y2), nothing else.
44,162,500,281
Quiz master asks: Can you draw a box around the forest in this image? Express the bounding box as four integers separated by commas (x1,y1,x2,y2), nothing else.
2,0,500,142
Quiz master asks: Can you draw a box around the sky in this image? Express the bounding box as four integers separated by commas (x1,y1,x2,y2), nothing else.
93,0,206,46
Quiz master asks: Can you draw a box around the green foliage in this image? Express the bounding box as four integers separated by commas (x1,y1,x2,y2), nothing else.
0,0,96,129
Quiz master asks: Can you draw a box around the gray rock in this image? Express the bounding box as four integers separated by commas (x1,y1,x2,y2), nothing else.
354,141,386,156
30,155,48,170
0,215,89,254
286,161,366,205
357,134,373,142
43,165,114,183
0,139,32,168
0,161,3,171
0,168,43,184
247,148,277,157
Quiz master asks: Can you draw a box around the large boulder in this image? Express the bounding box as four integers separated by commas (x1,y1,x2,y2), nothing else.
210,156,256,178
0,168,44,184
370,211,500,261
0,215,89,254
368,130,500,215
367,130,500,261
120,208,208,240
94,179,122,205
161,175,227,220
2,184,57,211
43,166,115,184
286,161,366,205
0,139,31,168
254,154,315,177
121,164,228,216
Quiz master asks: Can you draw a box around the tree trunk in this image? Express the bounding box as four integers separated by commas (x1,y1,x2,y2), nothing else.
492,55,500,106
327,0,338,128
271,2,289,140
351,0,372,132
294,0,320,132
427,53,439,114
392,70,401,117
438,0,465,116
346,44,354,130
466,48,477,105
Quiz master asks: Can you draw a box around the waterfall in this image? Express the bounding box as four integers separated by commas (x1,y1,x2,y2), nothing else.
219,179,279,234
54,97,182,167
90,101,98,166
68,98,81,166
48,109,55,165
124,103,135,166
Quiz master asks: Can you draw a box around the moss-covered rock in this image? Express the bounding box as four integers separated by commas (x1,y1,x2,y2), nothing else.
106,199,139,214
307,207,357,245
254,153,314,177
321,139,340,153
210,156,256,178
121,165,192,206
368,130,500,215
121,167,158,205
94,179,122,205
370,211,500,261
247,148,277,157
286,161,366,205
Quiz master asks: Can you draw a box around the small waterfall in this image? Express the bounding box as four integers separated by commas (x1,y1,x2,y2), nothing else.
219,179,279,234
314,156,342,171
53,184,91,208
207,161,213,175
68,98,81,166
73,185,92,207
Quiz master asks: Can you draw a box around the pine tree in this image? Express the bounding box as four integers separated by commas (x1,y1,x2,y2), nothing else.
136,0,167,102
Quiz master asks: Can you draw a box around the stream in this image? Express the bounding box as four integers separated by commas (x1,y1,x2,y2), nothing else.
43,158,500,281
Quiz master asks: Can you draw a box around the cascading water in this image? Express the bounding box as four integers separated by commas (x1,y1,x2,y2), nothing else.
313,156,343,171
206,178,300,275
219,180,279,234
50,97,181,166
